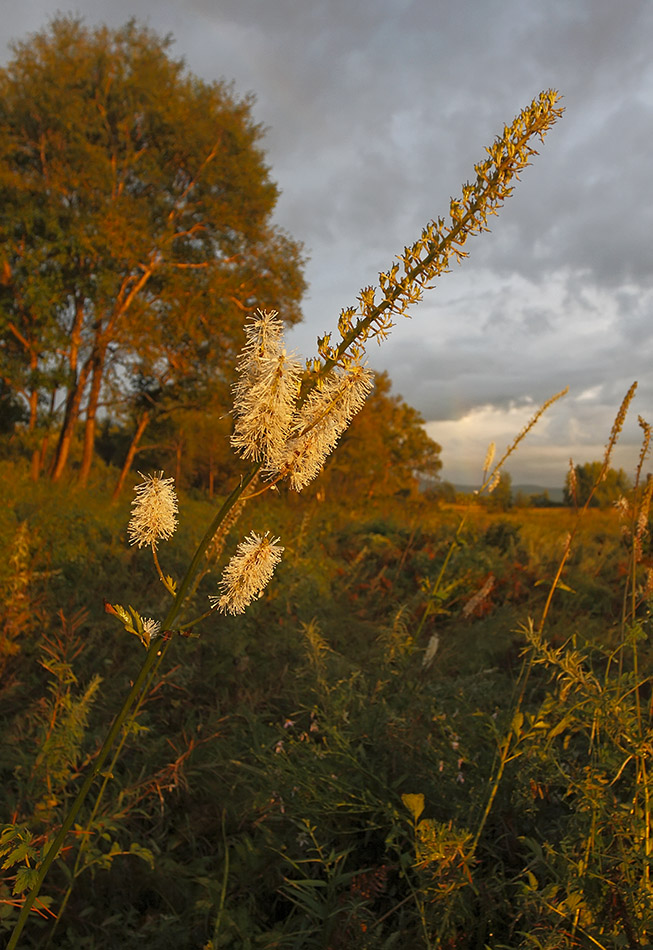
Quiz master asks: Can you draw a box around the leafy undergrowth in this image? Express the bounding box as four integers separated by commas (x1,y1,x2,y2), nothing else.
1,463,651,949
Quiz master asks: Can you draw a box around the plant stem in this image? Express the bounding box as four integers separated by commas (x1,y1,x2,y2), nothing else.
42,637,174,947
9,464,261,947
8,638,163,949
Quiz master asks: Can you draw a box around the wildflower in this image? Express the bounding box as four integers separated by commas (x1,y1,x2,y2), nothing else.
271,363,374,490
486,471,501,494
237,309,284,367
422,633,440,670
141,618,161,642
231,310,302,465
209,531,284,615
482,441,495,480
614,495,630,519
567,459,578,504
128,472,179,548
462,574,495,618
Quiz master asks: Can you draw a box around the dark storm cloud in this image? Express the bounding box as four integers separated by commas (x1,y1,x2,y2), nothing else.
3,0,652,484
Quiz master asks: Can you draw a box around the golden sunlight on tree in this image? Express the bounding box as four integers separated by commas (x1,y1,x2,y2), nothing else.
0,17,306,485
319,370,442,499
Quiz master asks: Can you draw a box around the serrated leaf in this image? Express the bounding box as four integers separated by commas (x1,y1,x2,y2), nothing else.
128,607,144,633
13,866,39,895
165,575,177,594
402,793,425,821
2,837,37,871
106,602,131,625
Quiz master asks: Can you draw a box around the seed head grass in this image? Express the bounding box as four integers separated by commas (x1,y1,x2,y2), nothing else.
128,472,179,549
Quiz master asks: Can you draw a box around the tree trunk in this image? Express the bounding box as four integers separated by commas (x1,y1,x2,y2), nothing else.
27,353,39,431
50,357,92,482
30,449,40,482
78,346,106,485
50,299,89,482
175,436,183,487
39,432,49,472
208,451,215,498
111,410,151,501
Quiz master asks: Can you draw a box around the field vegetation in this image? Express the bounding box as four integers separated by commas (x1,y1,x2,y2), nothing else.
3,18,651,949
2,433,652,948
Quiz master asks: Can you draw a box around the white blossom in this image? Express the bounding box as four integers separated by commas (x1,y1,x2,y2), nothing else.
209,531,284,615
270,363,374,491
231,310,302,465
128,472,178,548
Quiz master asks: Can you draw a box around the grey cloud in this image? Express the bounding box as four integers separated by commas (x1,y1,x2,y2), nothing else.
3,0,653,486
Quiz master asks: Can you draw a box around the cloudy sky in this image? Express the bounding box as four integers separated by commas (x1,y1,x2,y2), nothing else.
3,0,653,488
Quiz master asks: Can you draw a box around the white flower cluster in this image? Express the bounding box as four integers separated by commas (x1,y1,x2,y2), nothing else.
231,310,373,491
128,472,179,548
231,311,303,467
209,531,284,615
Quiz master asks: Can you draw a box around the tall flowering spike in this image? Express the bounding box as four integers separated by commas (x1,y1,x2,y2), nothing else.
483,442,496,480
209,531,284,615
238,308,284,366
231,310,302,465
270,363,374,491
312,90,564,371
128,472,179,549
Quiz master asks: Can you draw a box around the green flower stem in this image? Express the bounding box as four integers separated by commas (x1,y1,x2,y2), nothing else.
43,636,175,948
151,543,175,595
414,513,468,641
10,464,261,947
8,638,164,950
178,609,215,631
170,462,261,615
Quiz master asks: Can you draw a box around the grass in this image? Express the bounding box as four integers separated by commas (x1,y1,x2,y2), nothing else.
1,456,650,948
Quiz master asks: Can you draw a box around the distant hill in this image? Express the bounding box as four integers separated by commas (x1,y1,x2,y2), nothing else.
454,483,565,504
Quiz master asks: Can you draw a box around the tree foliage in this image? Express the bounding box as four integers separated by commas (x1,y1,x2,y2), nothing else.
564,460,631,509
484,471,513,511
0,16,306,481
319,370,442,499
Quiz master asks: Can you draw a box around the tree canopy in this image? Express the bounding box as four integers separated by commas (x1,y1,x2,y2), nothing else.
0,16,306,481
319,370,442,499
564,461,631,509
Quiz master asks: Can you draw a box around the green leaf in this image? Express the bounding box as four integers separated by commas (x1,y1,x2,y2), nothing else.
401,793,425,821
1,837,37,871
548,713,576,739
129,842,155,869
128,606,144,634
512,711,524,738
107,603,131,625
13,866,39,895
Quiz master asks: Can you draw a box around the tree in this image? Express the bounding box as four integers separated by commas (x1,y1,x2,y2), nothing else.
0,16,305,481
564,461,631,509
319,370,442,499
484,471,513,511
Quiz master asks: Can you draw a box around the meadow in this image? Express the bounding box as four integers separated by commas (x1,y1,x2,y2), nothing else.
2,451,652,949
3,81,649,948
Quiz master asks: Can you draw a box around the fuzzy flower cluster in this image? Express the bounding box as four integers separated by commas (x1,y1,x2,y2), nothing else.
209,531,284,615
231,310,373,490
277,363,374,490
128,472,179,548
231,310,303,467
